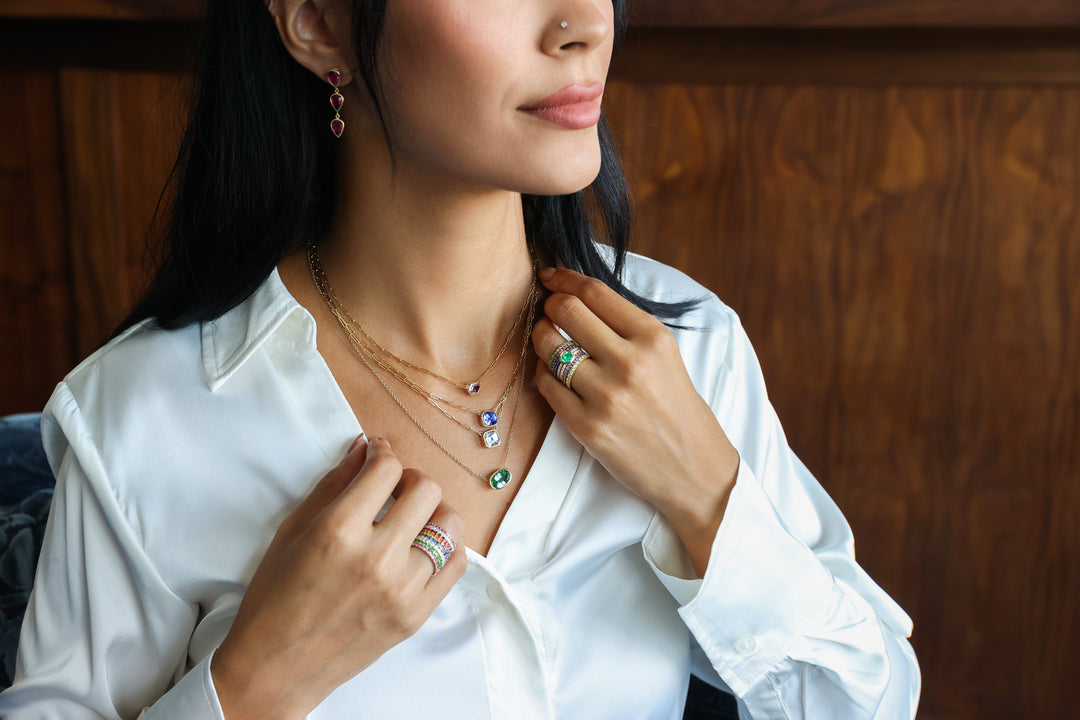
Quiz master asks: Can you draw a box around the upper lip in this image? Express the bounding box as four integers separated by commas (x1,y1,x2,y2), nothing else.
522,82,604,109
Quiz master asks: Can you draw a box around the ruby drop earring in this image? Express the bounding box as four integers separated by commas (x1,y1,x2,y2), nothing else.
327,68,344,138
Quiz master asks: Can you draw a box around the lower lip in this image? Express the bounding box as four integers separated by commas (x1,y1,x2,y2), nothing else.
522,102,602,130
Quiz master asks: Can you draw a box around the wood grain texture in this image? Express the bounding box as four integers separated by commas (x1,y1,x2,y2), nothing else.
0,71,75,415
0,0,194,20
4,0,1080,27
629,0,1080,27
0,7,1078,718
605,81,1080,720
58,69,187,357
613,28,1080,86
0,19,200,73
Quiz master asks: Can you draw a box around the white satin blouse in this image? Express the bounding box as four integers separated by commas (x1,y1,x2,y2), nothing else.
0,251,919,719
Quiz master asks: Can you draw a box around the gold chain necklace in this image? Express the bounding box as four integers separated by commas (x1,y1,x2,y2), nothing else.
307,243,534,490
308,245,534,447
308,243,536,397
334,296,534,449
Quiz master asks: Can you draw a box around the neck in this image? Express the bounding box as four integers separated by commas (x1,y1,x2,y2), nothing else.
312,140,537,378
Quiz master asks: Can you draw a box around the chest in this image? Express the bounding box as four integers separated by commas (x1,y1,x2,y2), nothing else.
317,321,556,555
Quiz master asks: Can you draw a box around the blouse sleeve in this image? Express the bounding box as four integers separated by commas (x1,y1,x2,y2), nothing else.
0,383,225,720
642,307,921,719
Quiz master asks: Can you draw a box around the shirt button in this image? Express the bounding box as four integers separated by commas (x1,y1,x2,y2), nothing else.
486,582,504,602
734,634,757,655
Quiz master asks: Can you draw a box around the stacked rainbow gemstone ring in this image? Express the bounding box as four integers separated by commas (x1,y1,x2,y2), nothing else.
411,523,456,575
549,340,590,390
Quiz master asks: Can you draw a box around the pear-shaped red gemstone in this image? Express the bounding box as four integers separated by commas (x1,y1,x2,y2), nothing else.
326,69,341,86
330,91,344,111
330,118,345,138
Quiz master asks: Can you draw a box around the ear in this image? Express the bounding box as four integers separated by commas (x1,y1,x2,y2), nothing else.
267,0,357,85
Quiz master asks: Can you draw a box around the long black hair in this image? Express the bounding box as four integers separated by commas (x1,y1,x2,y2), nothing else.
115,0,698,336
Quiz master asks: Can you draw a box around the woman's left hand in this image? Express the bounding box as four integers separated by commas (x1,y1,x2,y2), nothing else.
532,267,740,576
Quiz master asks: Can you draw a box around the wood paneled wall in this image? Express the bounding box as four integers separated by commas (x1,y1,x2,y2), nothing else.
2,3,1078,719
607,81,1080,719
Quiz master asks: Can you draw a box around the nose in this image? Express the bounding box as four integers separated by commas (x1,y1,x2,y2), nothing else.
542,0,613,56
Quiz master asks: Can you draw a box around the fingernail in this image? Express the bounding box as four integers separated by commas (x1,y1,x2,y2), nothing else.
348,433,366,452
538,267,556,281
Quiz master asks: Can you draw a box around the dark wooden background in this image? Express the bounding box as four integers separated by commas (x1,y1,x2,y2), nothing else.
2,2,1078,718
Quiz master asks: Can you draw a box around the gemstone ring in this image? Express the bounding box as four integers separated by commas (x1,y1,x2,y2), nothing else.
411,523,456,576
549,340,591,391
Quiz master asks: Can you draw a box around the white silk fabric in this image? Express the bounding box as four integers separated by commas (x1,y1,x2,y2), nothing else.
0,252,919,719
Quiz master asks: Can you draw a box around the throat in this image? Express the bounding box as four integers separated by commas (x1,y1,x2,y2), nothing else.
305,241,540,386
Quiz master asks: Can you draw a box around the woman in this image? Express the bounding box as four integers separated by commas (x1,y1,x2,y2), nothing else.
0,0,920,717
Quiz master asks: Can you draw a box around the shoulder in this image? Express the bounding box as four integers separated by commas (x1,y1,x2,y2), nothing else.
621,251,731,317
47,268,308,450
40,268,304,509
48,319,206,446
613,248,748,400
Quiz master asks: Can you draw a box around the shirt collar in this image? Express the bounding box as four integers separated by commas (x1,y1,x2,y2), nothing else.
200,268,318,392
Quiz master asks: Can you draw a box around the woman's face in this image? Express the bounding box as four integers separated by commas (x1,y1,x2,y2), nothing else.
369,0,615,196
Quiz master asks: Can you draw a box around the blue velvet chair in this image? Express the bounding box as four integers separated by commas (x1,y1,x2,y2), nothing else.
0,414,55,688
0,413,737,718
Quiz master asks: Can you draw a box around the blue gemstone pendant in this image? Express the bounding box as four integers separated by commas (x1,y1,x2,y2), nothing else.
481,411,498,427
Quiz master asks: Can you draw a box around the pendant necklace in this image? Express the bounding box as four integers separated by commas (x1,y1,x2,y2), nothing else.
307,242,535,489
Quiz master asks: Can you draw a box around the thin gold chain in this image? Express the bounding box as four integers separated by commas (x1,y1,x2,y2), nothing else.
307,242,535,489
332,295,533,444
308,246,534,438
308,243,535,395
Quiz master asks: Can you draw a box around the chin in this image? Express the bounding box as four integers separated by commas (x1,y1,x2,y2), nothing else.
517,148,604,196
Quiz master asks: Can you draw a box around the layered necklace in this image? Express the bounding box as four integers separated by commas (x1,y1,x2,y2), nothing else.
308,243,537,490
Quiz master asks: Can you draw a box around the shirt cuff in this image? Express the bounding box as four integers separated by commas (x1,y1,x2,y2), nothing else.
138,652,226,720
643,460,836,697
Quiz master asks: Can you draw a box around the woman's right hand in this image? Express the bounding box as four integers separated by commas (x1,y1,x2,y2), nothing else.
210,436,466,720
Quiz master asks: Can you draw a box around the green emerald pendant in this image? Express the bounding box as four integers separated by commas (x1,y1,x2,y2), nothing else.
488,468,512,490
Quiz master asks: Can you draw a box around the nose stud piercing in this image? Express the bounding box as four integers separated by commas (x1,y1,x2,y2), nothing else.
560,21,568,29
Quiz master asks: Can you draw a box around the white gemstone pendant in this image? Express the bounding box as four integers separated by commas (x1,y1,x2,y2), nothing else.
482,429,501,448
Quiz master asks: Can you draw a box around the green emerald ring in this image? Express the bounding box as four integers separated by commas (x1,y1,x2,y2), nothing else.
549,340,590,390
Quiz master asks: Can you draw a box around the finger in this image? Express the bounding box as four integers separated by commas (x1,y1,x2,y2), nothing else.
377,468,443,544
531,318,601,398
410,504,467,588
332,437,409,523
277,434,368,541
540,287,621,358
538,266,658,341
534,355,586,419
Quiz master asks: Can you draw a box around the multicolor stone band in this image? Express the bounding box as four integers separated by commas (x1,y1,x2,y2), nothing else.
411,523,456,575
549,340,590,390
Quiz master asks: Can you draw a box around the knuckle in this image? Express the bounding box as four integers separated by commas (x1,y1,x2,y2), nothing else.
578,277,608,304
594,384,625,420
366,452,403,480
442,552,468,581
622,357,652,388
385,595,418,634
439,510,465,541
363,551,402,593
546,293,585,326
312,510,359,551
609,349,635,378
405,473,443,507
400,609,427,636
645,323,677,352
